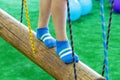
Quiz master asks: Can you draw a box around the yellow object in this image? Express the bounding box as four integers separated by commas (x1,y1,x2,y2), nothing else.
23,0,35,54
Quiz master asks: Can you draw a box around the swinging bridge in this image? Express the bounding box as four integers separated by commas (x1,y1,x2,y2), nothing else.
0,9,105,80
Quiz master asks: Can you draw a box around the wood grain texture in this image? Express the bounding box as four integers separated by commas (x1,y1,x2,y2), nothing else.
0,9,105,80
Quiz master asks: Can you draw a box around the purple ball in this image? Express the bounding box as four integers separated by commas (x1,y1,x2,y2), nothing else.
113,0,120,13
110,0,120,13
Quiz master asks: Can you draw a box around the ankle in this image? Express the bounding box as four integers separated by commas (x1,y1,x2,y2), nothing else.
56,40,70,54
37,27,49,39
56,40,79,64
36,27,56,48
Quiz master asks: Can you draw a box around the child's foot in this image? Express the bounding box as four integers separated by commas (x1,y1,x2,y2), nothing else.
56,40,79,64
36,27,56,48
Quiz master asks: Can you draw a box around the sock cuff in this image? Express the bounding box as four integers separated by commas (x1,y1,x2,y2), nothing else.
37,27,49,37
37,27,49,32
56,40,71,54
56,40,69,47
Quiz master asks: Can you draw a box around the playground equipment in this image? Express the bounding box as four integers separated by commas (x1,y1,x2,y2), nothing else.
0,0,114,79
0,9,105,80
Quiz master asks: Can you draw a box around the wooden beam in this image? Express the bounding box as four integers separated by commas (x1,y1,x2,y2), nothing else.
0,9,105,80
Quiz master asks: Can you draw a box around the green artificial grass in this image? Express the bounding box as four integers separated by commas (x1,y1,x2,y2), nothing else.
0,0,120,80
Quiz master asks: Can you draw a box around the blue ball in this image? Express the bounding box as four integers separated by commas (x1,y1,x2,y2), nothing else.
78,0,92,15
113,0,120,13
110,0,120,13
66,0,81,21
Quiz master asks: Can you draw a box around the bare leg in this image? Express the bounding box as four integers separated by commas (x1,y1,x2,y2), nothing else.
37,0,79,63
51,0,67,41
38,0,51,28
51,0,79,63
37,0,56,48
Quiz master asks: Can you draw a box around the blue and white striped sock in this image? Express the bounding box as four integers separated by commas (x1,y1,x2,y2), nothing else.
56,40,79,64
36,27,56,48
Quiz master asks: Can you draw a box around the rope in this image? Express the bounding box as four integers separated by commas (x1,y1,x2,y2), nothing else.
20,0,24,23
102,0,114,77
22,0,77,79
106,0,114,49
23,0,36,54
67,0,77,80
100,0,111,80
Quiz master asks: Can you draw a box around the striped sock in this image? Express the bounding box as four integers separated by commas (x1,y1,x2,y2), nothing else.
56,40,79,64
36,27,56,48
